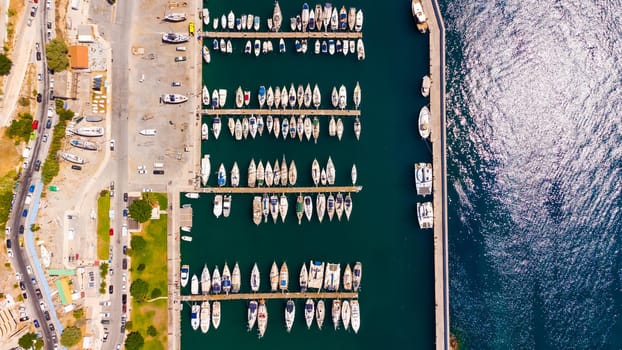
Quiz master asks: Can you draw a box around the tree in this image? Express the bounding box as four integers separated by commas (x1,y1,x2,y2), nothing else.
0,54,12,75
60,326,82,347
6,112,33,142
73,308,84,319
130,278,149,301
18,332,43,350
136,263,146,271
130,235,146,251
146,325,158,337
125,320,133,331
150,288,162,299
45,39,69,72
128,199,152,223
125,331,144,350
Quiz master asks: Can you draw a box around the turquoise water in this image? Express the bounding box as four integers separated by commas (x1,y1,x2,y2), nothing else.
180,1,434,349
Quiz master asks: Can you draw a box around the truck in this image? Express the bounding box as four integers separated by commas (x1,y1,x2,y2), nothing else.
22,147,32,159
24,193,33,206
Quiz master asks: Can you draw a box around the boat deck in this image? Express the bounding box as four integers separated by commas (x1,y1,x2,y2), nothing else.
199,186,362,194
202,31,363,39
181,291,358,302
201,108,360,116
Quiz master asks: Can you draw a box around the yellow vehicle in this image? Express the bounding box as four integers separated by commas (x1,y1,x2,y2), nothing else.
188,21,195,35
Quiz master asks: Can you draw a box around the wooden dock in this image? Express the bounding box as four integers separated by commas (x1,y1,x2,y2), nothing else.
199,186,362,194
181,291,358,302
202,31,363,39
201,108,360,117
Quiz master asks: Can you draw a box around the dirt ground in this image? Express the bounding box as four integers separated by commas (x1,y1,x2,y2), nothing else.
0,129,20,176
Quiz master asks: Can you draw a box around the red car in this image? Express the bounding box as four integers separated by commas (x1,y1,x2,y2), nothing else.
109,228,114,236
32,120,39,130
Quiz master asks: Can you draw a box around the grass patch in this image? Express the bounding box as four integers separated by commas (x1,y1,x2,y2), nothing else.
97,191,110,260
130,193,168,350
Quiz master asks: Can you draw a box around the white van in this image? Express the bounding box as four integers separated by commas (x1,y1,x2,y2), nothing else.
176,46,186,51
153,162,164,169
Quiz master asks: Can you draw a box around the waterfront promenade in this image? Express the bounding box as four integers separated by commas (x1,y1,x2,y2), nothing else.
422,0,451,349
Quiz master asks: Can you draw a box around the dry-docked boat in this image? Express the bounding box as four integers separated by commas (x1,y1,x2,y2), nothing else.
280,157,288,186
296,194,304,224
252,196,262,225
201,154,210,186
212,301,221,329
312,117,320,143
181,264,189,287
351,164,358,185
288,160,297,186
162,32,188,43
69,139,97,151
279,194,288,222
270,262,279,292
327,193,335,221
418,105,431,139
248,300,258,331
343,264,352,291
414,162,433,196
202,46,211,64
353,262,363,291
353,81,361,109
332,299,341,330
257,300,268,338
212,116,221,139
316,193,326,223
421,75,431,97
304,84,312,108
279,262,289,291
213,194,223,218
304,195,313,221
354,117,361,140
305,299,314,329
342,300,351,330
335,192,344,221
326,156,336,185
357,38,366,60
191,303,200,331
190,274,199,295
161,93,188,104
201,264,211,295
316,299,325,329
299,263,308,292
312,84,321,108
60,152,84,164
70,126,104,137
355,9,363,31
139,129,157,136
272,1,282,31
164,12,187,22
285,300,295,333
248,158,257,187
251,263,260,292
336,118,344,140
312,158,320,185
234,119,242,140
223,195,231,218
185,192,199,199
200,301,210,333
417,201,434,229
201,123,209,141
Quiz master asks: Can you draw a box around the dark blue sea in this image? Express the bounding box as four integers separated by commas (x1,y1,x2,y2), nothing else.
442,0,622,348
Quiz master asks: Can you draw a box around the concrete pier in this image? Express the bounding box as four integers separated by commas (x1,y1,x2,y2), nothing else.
198,186,362,194
203,31,363,39
181,291,358,302
201,108,361,117
421,0,451,349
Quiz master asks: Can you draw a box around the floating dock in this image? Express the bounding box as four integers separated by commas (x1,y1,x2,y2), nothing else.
181,291,358,302
202,31,363,39
199,186,362,194
201,108,361,117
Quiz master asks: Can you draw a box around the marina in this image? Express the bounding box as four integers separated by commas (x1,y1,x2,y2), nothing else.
181,291,357,302
201,108,360,116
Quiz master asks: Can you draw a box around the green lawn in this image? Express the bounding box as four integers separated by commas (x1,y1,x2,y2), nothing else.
97,192,110,260
130,193,168,350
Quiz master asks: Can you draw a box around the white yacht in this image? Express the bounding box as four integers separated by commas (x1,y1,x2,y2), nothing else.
304,84,312,108
357,38,365,60
316,299,325,330
273,1,283,32
212,265,221,294
228,118,235,137
316,193,326,223
421,75,431,97
265,162,274,187
217,163,226,187
312,117,320,143
355,9,363,31
251,263,260,292
202,86,210,106
338,85,347,109
253,196,262,226
326,156,335,185
327,193,335,222
231,162,240,187
351,300,360,333
353,81,361,109
234,119,243,140
236,86,244,108
180,264,190,288
329,116,336,136
212,116,221,140
336,117,344,141
288,84,296,108
248,158,257,187
248,300,258,331
331,86,338,108
280,157,289,186
201,155,210,186
231,262,241,293
304,117,312,141
321,168,327,185
353,262,362,291
201,264,211,295
299,263,308,292
296,84,304,108
254,39,261,56
274,117,281,139
200,301,210,333
258,86,266,108
218,88,227,108
414,162,433,196
305,299,314,329
342,300,351,330
312,84,321,108
267,86,274,108
222,263,232,294
270,262,279,292
190,274,199,295
279,194,288,223
332,300,341,330
285,299,295,332
344,193,353,221
418,105,431,139
212,301,221,329
411,0,429,33
351,164,358,185
213,195,223,218
312,158,320,185
335,192,344,221
343,264,352,291
185,192,199,199
257,300,268,338
191,303,200,331
201,9,209,25
266,115,274,134
180,226,191,233
227,11,235,29
202,46,210,64
288,160,297,186
249,115,258,139
273,159,281,185
417,202,434,229
269,194,279,223
348,7,356,31
279,262,289,291
308,260,325,290
303,195,313,221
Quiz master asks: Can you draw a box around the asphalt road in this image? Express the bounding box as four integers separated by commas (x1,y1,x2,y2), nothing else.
8,2,57,349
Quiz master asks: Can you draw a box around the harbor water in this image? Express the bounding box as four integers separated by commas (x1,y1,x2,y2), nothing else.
442,0,622,348
181,1,434,349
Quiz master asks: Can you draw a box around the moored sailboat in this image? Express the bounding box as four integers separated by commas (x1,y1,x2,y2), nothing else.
270,262,279,292
305,299,315,329
285,299,295,332
257,300,268,338
316,193,326,223
251,263,260,292
279,262,289,291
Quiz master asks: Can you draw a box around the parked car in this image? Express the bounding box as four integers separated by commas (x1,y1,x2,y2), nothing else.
34,319,40,328
34,160,41,171
44,311,50,321
46,119,52,129
109,285,114,294
42,134,48,142
174,56,187,62
19,225,24,234
36,93,42,102
22,209,28,217
32,120,39,130
110,139,115,150
71,165,82,171
123,192,128,202
36,51,41,61
171,81,181,87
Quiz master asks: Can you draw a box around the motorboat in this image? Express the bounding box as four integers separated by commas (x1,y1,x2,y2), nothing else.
311,158,320,185
262,194,269,222
353,81,361,109
236,87,244,108
327,193,335,221
217,163,226,187
265,162,274,187
241,14,247,30
227,11,235,30
257,300,268,338
244,40,252,54
202,86,210,107
253,16,260,31
330,7,338,30
211,89,219,108
218,89,227,108
212,301,221,329
191,303,200,331
234,119,242,140
417,202,434,229
69,139,97,151
308,260,325,290
290,17,297,31
411,0,429,33
326,156,335,185
321,40,328,53
222,263,232,294
279,194,288,222
316,193,326,223
350,39,355,53
332,299,341,330
165,12,187,22
296,194,304,225
355,9,363,31
351,300,360,333
274,117,281,139
339,6,347,30
266,86,274,109
312,117,320,143
285,300,296,333
336,118,344,140
296,15,302,31
249,115,258,139
180,226,191,233
336,39,343,53
162,32,189,44
335,192,344,221
191,274,199,295
270,262,279,292
338,85,347,109
212,266,221,294
274,87,281,109
256,160,264,187
342,300,351,330
200,301,210,333
273,159,281,185
213,194,223,218
222,194,231,218
288,84,296,108
185,192,199,199
201,155,210,186
202,46,211,64
230,162,240,188
213,17,218,30
414,162,433,196
60,152,84,164
251,263,260,292
354,117,361,140
297,85,304,108
248,158,257,187
343,39,349,55
280,157,288,186
281,86,288,109
329,116,336,136
181,264,190,287
269,195,279,222
242,117,249,139
418,105,431,139
201,264,211,295
278,38,286,53
253,196,262,225
304,195,313,221
357,38,365,60
324,262,341,291
316,299,325,330
421,75,431,97
309,8,316,30
273,1,282,31
305,299,314,329
321,168,327,186
304,84,312,108
279,262,289,291
303,117,312,141
348,7,356,31
248,300,258,331
312,84,321,108
236,17,242,30
331,87,338,108
220,14,226,29
328,39,335,55
299,263,308,292
139,129,157,136
254,39,261,56
266,115,274,134
343,264,352,291
212,116,221,139
258,86,266,108
288,160,297,186
353,262,362,291
244,90,251,106
301,3,310,31
247,14,254,30
301,39,308,54
232,262,241,293
314,39,321,54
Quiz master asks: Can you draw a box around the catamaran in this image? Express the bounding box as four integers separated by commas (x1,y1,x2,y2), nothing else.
417,202,434,229
308,260,325,290
414,162,433,196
